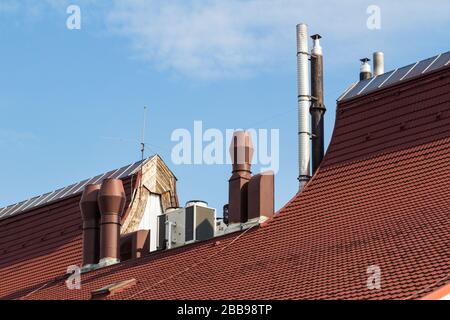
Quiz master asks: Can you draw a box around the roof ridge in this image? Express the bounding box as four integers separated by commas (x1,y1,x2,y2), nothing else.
0,157,152,221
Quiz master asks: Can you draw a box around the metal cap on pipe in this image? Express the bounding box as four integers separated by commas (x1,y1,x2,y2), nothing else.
311,34,322,56
360,58,372,80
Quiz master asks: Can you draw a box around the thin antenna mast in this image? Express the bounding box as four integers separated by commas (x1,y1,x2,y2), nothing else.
138,106,148,200
141,106,148,161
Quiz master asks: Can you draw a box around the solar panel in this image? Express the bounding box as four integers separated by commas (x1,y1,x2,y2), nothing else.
403,56,438,80
0,205,14,218
339,51,450,102
426,51,450,72
122,162,141,177
366,70,395,89
340,78,372,100
0,158,150,220
384,63,416,86
2,202,24,217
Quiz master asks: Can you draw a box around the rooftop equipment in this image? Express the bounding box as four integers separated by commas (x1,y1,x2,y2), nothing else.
373,51,385,76
225,130,274,226
296,23,312,190
80,184,101,267
228,131,253,223
360,58,372,80
310,34,326,174
98,178,126,266
158,201,215,250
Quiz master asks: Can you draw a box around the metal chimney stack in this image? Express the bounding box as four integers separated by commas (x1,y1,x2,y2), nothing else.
360,58,372,80
296,23,311,190
310,34,326,175
373,51,384,76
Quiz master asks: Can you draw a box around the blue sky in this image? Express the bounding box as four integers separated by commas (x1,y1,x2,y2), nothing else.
1,0,449,213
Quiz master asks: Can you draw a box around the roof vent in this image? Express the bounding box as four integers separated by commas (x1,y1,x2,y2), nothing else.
360,58,372,80
228,131,253,224
98,178,126,267
80,184,101,268
373,51,385,76
223,130,274,230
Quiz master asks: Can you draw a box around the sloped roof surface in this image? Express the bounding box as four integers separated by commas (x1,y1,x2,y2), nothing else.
0,162,141,299
338,51,450,102
1,59,449,300
0,159,146,220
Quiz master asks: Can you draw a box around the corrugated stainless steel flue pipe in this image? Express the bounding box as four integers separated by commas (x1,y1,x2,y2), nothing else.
296,23,311,190
80,184,101,267
98,178,126,266
360,58,372,80
310,34,326,175
373,51,384,76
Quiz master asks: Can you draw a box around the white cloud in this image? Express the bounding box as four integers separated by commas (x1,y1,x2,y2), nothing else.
2,0,450,79
105,0,450,79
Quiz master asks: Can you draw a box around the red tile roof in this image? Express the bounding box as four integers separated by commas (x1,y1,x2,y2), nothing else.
0,175,137,299
1,64,449,300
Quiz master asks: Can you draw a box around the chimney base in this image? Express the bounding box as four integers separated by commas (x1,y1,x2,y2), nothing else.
98,257,120,268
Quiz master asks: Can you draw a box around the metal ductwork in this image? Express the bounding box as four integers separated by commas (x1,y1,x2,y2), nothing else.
310,34,326,174
228,131,253,224
373,51,384,76
296,23,311,190
360,58,372,80
98,178,126,266
80,184,101,267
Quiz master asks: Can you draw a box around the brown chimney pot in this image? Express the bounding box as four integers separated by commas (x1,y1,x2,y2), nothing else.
80,184,101,266
228,131,254,223
98,178,126,263
229,131,254,175
248,172,275,220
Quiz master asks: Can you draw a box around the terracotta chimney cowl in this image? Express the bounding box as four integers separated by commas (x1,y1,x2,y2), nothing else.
98,178,126,265
228,131,254,224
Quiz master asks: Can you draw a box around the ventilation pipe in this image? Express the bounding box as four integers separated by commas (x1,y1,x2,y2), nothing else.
360,58,372,80
296,23,311,190
373,51,384,76
80,184,101,267
310,34,326,174
247,172,274,220
98,178,126,266
228,131,253,224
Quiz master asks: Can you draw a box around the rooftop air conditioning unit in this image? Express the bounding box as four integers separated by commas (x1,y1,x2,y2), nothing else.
157,201,215,250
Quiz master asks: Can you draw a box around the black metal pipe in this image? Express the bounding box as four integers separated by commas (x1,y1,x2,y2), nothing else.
310,34,326,174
